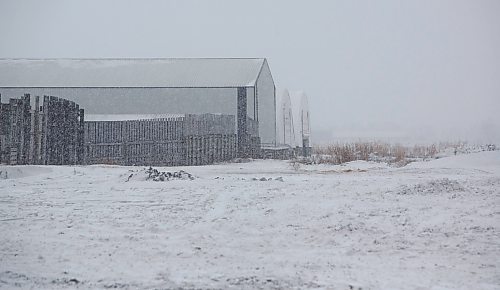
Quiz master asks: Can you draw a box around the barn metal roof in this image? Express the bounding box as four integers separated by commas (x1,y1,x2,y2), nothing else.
0,58,267,88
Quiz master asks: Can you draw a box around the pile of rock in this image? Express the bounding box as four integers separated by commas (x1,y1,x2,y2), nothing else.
252,176,284,182
125,167,195,182
145,167,194,181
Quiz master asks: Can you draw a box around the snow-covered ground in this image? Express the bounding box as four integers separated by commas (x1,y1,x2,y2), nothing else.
0,151,499,289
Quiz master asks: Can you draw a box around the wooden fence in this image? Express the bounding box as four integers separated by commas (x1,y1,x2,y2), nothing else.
84,114,237,166
1,93,263,166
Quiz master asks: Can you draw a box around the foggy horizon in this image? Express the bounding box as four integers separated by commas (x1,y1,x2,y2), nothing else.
1,0,499,144
1,2,500,288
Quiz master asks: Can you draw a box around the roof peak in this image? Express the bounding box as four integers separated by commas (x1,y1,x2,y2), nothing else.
0,57,266,61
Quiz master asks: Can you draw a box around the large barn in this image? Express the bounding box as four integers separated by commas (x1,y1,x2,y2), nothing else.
0,58,277,157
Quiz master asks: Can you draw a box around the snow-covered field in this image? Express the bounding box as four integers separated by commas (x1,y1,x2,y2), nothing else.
0,151,499,289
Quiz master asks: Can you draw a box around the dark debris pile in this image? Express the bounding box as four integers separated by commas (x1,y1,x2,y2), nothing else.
125,167,195,182
145,167,195,181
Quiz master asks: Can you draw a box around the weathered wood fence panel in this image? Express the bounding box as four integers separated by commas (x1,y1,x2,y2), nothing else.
0,93,84,165
1,94,244,166
0,94,9,162
84,114,237,166
42,96,84,165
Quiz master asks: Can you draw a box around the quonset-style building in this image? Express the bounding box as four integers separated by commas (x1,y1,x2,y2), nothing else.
0,58,277,159
275,89,311,157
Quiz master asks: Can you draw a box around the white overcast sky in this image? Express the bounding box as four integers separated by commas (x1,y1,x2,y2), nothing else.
1,0,499,144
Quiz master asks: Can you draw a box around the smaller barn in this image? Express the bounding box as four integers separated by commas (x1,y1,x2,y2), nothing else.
272,89,311,158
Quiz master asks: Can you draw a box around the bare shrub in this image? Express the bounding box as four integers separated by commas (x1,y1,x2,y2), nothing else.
290,160,301,171
393,144,406,162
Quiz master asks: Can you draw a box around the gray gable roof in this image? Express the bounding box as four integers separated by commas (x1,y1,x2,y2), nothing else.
0,58,267,88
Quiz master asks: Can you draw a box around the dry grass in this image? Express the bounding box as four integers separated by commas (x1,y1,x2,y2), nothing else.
312,141,439,165
310,140,498,166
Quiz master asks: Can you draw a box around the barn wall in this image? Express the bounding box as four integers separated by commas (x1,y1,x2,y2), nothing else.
1,87,240,142
1,81,277,150
0,87,237,116
255,60,276,146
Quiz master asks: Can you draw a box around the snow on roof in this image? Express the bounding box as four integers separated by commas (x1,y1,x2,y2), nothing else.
0,58,266,88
